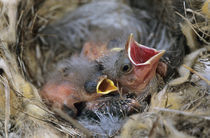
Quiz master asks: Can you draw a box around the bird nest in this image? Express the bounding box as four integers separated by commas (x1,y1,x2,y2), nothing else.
0,0,209,137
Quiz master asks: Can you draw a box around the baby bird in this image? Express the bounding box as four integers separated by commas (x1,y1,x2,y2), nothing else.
40,56,118,117
39,0,190,136
40,0,187,79
74,35,165,136
100,34,165,95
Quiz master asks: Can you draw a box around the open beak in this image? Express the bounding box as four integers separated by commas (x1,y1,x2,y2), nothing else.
126,34,165,67
96,75,118,94
122,34,165,92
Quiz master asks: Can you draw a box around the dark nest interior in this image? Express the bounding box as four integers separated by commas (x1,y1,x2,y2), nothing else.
0,0,209,137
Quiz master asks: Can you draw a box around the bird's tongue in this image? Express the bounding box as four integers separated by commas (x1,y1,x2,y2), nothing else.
126,34,165,67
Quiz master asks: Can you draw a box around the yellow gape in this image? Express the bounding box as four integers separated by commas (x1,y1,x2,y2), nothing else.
96,75,118,94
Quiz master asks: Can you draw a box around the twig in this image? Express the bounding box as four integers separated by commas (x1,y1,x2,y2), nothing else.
183,64,210,85
10,105,80,136
30,13,37,31
53,108,92,137
176,12,210,45
148,116,159,138
182,91,206,111
16,10,24,28
0,76,10,138
153,107,210,120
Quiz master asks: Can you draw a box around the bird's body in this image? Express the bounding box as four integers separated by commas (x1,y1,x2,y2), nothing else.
40,34,166,136
41,0,187,75
40,56,118,117
40,0,189,136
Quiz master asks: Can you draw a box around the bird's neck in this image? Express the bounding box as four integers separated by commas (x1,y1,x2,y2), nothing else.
136,76,158,102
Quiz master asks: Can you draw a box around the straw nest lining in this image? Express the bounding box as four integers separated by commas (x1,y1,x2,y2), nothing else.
0,0,209,137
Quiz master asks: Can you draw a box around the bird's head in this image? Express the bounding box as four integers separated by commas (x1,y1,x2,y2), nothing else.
102,34,165,93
